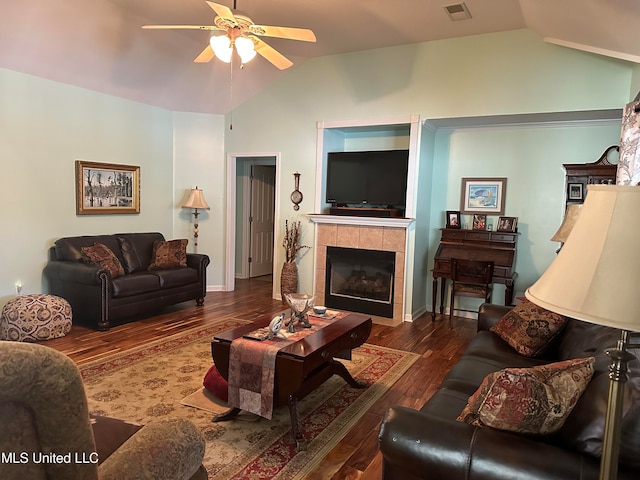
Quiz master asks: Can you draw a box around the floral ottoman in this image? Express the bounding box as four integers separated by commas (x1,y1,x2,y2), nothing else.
0,294,72,342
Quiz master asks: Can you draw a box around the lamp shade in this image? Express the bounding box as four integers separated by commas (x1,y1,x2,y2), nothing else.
526,185,640,331
551,203,583,242
182,187,210,210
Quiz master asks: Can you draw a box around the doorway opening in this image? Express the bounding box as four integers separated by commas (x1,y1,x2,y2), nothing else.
226,154,279,297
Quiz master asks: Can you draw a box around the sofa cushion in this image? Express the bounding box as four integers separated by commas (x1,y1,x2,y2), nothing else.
116,233,165,272
457,357,595,435
81,243,125,278
152,268,198,289
203,365,228,402
148,239,188,271
490,299,567,357
56,235,123,263
111,273,161,298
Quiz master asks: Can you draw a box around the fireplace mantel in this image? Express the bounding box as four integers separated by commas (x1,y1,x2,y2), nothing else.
308,214,415,228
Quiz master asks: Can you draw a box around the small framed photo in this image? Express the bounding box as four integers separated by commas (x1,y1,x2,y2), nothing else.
568,183,583,201
472,214,487,230
446,210,461,229
497,216,518,233
460,177,507,215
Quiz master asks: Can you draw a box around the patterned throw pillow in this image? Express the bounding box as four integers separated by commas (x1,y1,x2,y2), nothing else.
490,299,568,357
147,239,188,270
457,357,595,435
80,243,125,278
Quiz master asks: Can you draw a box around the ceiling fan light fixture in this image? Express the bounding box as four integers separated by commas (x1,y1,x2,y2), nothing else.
235,36,256,63
210,34,233,63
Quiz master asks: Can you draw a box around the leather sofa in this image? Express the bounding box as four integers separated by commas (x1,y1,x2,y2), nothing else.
378,303,640,480
43,233,209,331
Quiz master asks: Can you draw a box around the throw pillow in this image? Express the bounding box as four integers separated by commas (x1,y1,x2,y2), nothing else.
457,357,595,435
490,299,568,357
147,239,188,270
81,243,125,278
203,364,228,402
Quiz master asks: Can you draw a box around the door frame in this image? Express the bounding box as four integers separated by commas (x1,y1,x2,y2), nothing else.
225,152,281,298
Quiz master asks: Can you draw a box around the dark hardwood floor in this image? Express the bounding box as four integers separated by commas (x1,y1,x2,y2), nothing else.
46,275,477,479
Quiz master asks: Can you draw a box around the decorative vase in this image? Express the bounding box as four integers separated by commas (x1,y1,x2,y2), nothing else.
280,261,298,303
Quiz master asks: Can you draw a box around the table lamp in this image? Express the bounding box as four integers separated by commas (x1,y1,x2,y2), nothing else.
526,184,640,480
182,186,210,253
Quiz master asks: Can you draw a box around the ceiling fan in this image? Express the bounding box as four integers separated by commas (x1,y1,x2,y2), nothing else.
142,0,316,70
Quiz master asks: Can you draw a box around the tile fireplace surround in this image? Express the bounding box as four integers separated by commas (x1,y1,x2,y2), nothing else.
309,215,414,325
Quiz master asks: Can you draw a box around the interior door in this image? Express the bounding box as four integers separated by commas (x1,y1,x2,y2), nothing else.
249,165,276,277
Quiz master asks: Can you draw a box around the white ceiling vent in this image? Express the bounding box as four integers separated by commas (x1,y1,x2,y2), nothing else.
443,3,472,21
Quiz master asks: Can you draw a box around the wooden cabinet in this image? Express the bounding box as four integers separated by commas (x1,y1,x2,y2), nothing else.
563,145,618,208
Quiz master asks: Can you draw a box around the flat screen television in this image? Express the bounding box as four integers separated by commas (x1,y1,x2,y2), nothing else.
325,149,409,208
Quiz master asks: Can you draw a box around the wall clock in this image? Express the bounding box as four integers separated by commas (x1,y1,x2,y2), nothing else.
290,172,303,210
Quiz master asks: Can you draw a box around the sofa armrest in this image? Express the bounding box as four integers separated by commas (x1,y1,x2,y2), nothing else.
378,406,600,480
477,303,512,332
98,418,205,480
186,253,209,271
44,260,107,285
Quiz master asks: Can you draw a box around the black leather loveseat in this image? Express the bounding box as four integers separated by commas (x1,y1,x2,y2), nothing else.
378,303,640,480
43,232,209,330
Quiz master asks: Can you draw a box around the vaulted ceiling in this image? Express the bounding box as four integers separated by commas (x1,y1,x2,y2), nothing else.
2,0,638,114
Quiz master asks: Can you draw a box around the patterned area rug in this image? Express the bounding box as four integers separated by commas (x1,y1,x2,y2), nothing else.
80,319,419,479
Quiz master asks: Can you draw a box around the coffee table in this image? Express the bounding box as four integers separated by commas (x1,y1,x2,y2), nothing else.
210,312,372,450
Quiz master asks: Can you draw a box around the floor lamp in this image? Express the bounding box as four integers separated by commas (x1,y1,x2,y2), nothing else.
182,187,210,253
526,185,640,480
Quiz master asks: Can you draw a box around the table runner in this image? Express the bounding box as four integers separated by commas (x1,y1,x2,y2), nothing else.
227,311,346,419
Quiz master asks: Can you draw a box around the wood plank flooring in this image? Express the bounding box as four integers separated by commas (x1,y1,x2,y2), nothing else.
45,275,477,479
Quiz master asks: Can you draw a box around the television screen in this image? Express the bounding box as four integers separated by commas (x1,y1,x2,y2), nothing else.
326,150,409,207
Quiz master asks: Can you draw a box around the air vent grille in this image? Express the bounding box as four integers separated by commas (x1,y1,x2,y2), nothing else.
443,2,472,21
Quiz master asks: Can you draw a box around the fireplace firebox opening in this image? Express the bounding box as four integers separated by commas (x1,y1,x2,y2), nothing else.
325,246,395,318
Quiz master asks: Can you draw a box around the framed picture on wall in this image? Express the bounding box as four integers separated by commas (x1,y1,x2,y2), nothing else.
75,160,140,215
446,210,461,229
460,177,507,215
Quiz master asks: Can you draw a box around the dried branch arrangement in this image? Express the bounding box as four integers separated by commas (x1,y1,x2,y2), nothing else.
283,220,310,263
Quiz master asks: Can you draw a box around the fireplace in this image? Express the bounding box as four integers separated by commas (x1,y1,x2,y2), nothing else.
325,246,395,318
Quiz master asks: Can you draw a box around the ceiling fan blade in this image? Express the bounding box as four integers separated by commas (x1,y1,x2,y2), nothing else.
194,45,215,63
205,1,236,22
253,37,293,70
252,25,316,42
142,25,222,31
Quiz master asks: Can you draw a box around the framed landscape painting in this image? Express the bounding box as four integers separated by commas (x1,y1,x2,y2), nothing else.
460,177,507,215
75,161,140,215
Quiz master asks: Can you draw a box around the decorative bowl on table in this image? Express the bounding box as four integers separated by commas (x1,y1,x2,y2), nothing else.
313,305,327,315
284,293,315,331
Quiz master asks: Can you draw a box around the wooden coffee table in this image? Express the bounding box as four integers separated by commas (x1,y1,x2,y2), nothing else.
210,312,372,450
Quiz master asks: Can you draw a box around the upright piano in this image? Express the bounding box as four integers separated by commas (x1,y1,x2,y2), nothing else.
432,228,518,319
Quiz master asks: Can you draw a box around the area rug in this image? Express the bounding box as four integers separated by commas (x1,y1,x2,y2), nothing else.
79,319,419,479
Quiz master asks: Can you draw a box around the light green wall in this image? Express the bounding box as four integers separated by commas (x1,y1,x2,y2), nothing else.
0,28,636,318
226,29,633,315
1,68,174,305
172,112,226,286
430,123,621,312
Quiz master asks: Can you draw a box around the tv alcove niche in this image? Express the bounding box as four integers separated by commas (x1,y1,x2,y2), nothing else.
311,115,422,324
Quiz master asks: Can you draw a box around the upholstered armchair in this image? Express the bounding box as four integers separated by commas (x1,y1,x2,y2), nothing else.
0,341,206,480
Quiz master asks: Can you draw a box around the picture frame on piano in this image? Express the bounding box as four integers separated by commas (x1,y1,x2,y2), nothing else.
446,210,461,229
497,216,518,232
460,177,507,215
472,214,487,230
